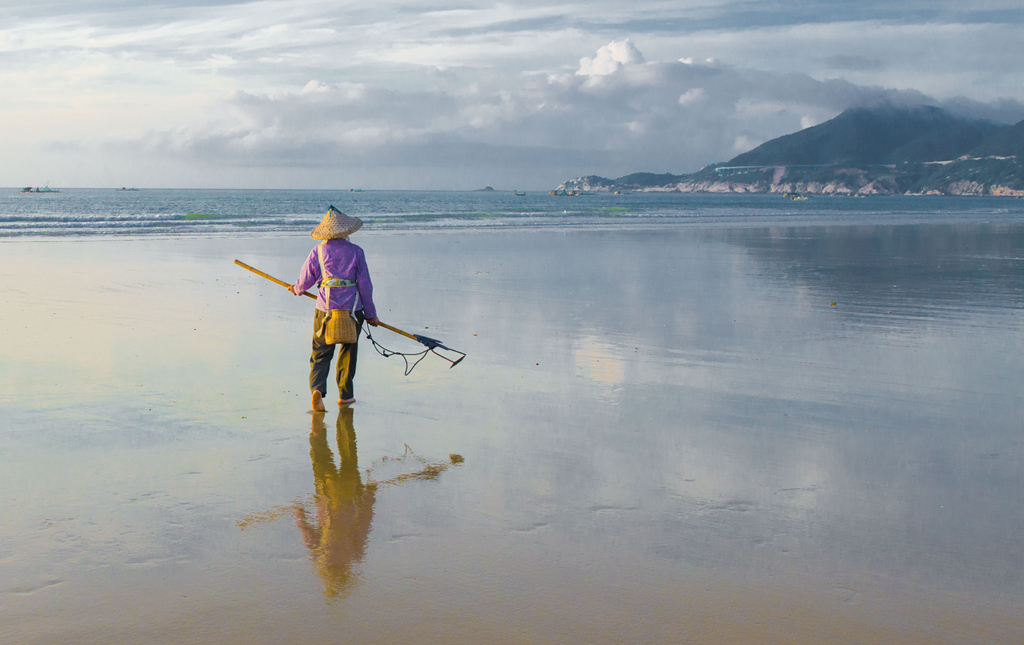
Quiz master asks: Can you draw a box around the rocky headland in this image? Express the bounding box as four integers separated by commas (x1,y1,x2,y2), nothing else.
557,106,1024,197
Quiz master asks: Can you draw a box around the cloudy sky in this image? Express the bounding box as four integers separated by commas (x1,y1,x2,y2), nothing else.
3,0,1023,189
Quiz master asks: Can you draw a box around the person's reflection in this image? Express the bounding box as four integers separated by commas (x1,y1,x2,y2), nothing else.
293,408,376,599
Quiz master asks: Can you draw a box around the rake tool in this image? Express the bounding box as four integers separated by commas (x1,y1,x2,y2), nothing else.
234,259,466,370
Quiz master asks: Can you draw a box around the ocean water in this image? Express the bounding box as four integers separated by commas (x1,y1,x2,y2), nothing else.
2,192,1024,642
3,187,1024,236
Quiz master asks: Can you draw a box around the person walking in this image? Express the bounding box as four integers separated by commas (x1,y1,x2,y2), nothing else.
291,206,379,411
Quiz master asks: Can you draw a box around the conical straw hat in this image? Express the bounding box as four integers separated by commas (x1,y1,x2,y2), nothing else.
311,205,362,240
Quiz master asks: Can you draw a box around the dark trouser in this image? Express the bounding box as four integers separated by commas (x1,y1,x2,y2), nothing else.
310,309,364,401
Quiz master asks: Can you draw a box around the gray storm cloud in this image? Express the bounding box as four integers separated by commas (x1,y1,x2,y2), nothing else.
3,0,1023,188
116,40,1023,189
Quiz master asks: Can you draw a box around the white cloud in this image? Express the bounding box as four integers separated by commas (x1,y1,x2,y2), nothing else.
800,115,820,129
577,39,644,77
300,80,330,94
1,1,1023,188
678,88,705,105
732,134,760,152
69,38,1013,190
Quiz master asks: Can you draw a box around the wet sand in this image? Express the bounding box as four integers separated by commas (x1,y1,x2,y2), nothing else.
1,225,1023,643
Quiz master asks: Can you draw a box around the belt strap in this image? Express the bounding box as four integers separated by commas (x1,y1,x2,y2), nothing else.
321,277,356,288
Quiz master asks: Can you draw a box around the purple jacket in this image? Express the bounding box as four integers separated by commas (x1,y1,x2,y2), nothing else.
294,238,377,317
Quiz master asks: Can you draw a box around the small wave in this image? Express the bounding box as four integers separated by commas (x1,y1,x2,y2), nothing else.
3,188,1023,238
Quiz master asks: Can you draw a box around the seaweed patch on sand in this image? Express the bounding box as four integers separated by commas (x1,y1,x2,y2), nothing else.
365,445,465,487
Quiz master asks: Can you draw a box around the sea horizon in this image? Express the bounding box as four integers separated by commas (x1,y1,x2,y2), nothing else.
4,188,1024,239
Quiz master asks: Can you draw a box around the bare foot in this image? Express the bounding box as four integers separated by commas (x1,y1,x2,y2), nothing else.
312,390,326,412
338,397,355,406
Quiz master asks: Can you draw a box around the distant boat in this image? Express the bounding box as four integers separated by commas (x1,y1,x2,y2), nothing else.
513,191,525,196
549,189,591,196
20,181,60,194
117,187,139,191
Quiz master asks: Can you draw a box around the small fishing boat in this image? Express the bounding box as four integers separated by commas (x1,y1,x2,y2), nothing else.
21,182,61,194
548,189,592,196
513,191,525,196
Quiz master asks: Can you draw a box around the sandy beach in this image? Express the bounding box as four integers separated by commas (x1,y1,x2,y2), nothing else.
2,225,1023,643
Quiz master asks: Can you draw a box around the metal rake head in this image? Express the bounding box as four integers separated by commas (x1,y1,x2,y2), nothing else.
414,334,466,368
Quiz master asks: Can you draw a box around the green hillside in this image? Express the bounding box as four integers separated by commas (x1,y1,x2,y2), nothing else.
726,105,999,166
558,105,1024,196
969,119,1024,158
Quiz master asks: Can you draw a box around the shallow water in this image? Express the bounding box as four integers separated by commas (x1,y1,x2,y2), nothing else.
1,223,1022,643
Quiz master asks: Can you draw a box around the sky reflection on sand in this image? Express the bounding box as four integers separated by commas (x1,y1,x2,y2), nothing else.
1,224,1022,643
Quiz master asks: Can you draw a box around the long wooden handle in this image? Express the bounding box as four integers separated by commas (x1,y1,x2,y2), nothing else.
232,260,436,348
377,321,419,342
234,259,316,300
234,259,423,341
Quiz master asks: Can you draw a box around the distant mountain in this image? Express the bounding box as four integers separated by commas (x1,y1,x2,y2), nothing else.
727,105,1000,166
969,119,1024,158
556,105,1024,197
